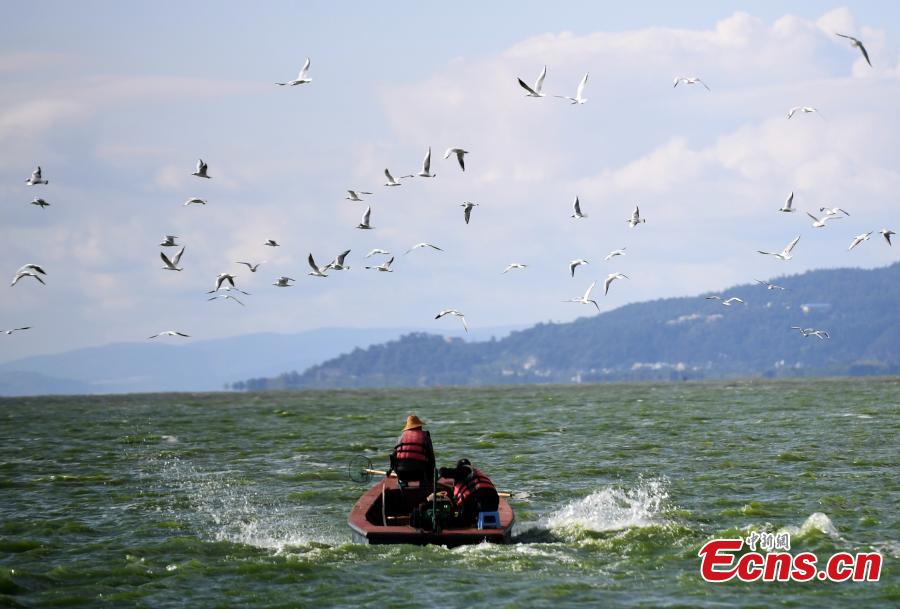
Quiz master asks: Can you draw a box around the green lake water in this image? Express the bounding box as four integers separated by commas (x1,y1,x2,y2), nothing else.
1,379,897,608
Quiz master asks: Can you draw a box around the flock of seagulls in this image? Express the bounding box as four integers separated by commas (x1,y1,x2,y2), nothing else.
6,28,896,348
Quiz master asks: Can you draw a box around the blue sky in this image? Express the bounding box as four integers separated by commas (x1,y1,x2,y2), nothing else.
2,2,899,361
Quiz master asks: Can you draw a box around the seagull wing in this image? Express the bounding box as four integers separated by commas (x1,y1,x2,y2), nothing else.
298,57,311,80
362,206,371,225
517,78,539,96
384,256,394,269
784,235,801,255
857,40,872,66
464,206,471,224
160,252,174,268
308,253,322,273
336,250,350,265
573,197,582,216
457,150,465,171
428,243,443,251
173,246,185,265
576,73,588,99
585,280,597,299
698,78,710,91
422,147,432,174
534,65,547,93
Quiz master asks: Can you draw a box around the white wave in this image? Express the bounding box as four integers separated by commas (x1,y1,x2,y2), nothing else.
778,512,841,539
546,477,668,534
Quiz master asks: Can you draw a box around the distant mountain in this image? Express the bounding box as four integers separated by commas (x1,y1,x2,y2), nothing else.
0,325,523,396
246,263,900,389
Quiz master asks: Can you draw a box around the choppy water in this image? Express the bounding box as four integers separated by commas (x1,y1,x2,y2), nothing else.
1,379,897,608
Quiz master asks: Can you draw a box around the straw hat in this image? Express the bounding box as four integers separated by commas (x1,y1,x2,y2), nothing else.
403,414,426,431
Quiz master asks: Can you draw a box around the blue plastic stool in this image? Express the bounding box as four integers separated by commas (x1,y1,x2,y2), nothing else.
477,511,500,529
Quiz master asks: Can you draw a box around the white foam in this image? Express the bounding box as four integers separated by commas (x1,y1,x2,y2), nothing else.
546,478,668,534
778,512,840,539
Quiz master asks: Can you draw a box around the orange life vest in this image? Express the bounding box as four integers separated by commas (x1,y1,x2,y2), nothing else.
452,467,496,511
394,429,431,464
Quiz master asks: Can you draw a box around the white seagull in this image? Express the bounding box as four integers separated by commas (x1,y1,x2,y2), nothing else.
184,197,206,206
160,247,185,271
402,147,436,178
673,76,710,90
518,65,547,97
435,309,468,332
791,326,830,339
236,261,264,272
160,235,179,247
212,273,237,291
787,106,821,119
779,192,796,213
881,229,895,246
26,166,48,185
571,196,587,219
2,327,31,335
325,249,351,271
758,235,801,260
192,159,210,179
848,232,873,251
569,259,589,278
706,296,745,306
264,239,280,247
365,257,394,272
555,72,589,104
835,33,871,67
365,248,391,258
461,202,478,224
11,264,46,286
604,248,626,261
754,279,786,290
565,281,600,311
819,206,850,217
443,148,468,171
405,242,443,254
307,253,329,277
148,330,190,339
208,294,244,306
384,169,402,187
16,263,47,276
604,272,628,295
626,206,646,228
273,276,295,287
30,198,50,209
356,206,373,229
276,57,312,86
502,263,527,274
346,190,372,202
806,211,842,228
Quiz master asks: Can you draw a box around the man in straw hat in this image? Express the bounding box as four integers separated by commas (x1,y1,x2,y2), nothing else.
389,414,436,489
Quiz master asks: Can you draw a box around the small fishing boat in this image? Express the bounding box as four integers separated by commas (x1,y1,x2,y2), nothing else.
348,475,515,547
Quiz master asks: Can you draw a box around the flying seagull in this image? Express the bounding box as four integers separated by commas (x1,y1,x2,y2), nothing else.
148,330,190,339
365,248,391,258
518,65,547,97
325,249,351,271
26,166,48,185
604,272,628,295
571,196,587,219
307,253,329,278
273,276,295,287
806,211,842,228
16,263,46,276
787,106,821,119
754,279,786,290
160,247,185,271
461,201,478,224
2,327,31,335
405,242,443,254
212,273,237,292
264,239,280,247
365,257,394,272
10,268,46,286
626,206,646,228
356,206,373,229
236,261,264,272
276,57,312,85
503,263,527,274
384,169,402,187
346,190,372,202
758,235,801,260
443,148,468,171
673,76,710,90
604,248,626,261
30,197,50,209
819,206,850,217
208,294,245,306
555,72,589,104
835,33,871,67
791,326,830,339
184,197,206,206
779,192,796,212
565,280,600,311
848,232,873,251
881,229,895,246
160,235,179,247
569,259,589,278
706,296,745,306
192,159,210,179
435,309,468,332
402,147,436,178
